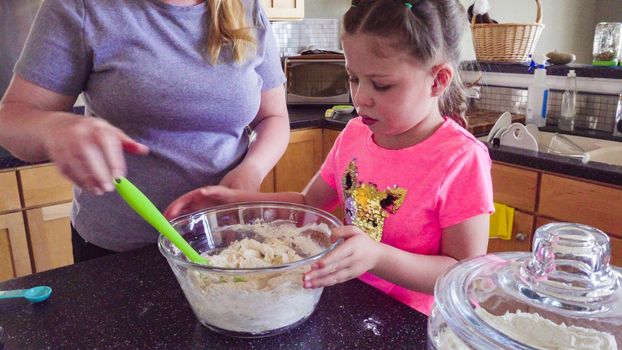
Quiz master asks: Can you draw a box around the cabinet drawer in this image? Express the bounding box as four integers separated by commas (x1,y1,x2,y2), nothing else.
487,210,534,253
0,171,21,212
491,163,538,212
539,174,622,237
19,165,73,207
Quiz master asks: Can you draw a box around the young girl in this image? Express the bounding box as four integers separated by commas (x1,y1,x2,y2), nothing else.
165,0,493,316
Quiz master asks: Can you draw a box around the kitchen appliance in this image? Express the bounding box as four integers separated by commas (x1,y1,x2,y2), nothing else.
428,222,622,349
159,202,342,338
284,53,350,105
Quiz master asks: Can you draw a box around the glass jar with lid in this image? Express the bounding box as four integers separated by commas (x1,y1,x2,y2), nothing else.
592,22,622,66
428,222,622,349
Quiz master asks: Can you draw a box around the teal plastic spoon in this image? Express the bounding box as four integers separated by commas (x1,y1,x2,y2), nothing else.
113,177,209,265
0,286,52,303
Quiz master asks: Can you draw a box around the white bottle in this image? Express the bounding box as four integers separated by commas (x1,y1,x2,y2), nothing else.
559,70,577,131
526,54,549,127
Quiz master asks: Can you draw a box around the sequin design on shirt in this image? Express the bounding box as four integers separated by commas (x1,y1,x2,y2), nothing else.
342,160,407,242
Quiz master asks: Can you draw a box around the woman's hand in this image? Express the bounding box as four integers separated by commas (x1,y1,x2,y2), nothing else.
163,185,238,219
45,116,149,195
303,226,381,289
219,162,264,191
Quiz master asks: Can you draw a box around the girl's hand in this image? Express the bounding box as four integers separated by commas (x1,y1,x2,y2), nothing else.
303,226,381,289
45,116,149,195
164,185,237,219
219,162,263,191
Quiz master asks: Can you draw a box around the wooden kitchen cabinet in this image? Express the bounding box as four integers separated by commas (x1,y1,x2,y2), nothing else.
0,164,75,279
260,0,304,20
274,128,323,192
0,171,21,212
487,210,534,253
260,128,323,193
25,202,74,272
491,163,538,212
0,212,32,282
322,129,341,160
539,174,622,237
19,165,73,208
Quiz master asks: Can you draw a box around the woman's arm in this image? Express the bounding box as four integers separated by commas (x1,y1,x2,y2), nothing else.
304,213,489,294
218,85,289,191
0,76,149,194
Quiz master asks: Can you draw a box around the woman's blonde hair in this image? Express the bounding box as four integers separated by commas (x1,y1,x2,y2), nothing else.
205,0,257,64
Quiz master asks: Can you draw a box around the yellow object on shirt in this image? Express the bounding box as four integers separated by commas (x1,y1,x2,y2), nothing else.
489,202,514,240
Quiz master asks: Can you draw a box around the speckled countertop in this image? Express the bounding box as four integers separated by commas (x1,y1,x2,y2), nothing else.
1,105,621,186
0,245,428,349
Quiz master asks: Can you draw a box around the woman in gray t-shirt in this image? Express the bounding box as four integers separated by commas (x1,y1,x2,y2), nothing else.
0,0,289,261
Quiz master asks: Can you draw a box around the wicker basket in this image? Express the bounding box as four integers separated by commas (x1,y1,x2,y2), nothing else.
471,0,545,63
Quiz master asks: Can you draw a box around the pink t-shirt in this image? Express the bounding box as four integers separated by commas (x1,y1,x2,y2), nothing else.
320,117,494,315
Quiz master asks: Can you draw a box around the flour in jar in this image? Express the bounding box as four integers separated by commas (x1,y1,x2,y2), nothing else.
437,308,618,350
180,221,330,334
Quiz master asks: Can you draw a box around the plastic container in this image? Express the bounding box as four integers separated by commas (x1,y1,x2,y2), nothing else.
592,22,622,66
526,54,549,127
559,70,577,131
159,202,342,338
427,222,622,349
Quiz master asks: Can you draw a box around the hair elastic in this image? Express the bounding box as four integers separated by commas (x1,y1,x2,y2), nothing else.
404,2,413,9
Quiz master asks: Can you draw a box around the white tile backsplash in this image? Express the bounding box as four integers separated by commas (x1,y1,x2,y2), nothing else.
271,19,339,57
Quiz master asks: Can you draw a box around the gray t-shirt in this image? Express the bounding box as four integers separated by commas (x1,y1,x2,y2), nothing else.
15,0,286,251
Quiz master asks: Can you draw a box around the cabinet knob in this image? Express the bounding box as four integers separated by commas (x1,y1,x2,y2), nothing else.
515,233,527,241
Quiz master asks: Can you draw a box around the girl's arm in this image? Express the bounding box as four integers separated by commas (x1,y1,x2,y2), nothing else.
164,170,339,219
218,85,290,191
371,213,489,294
304,213,489,294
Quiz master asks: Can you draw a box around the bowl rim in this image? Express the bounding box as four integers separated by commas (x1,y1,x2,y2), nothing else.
157,201,343,272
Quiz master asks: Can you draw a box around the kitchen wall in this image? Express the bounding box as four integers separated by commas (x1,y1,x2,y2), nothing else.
304,0,621,64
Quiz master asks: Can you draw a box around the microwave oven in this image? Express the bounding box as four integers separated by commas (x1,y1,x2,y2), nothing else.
284,54,350,105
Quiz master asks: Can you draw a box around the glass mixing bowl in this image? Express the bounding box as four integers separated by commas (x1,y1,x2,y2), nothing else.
158,202,342,338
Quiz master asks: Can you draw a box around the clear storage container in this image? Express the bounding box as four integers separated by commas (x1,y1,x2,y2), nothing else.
428,222,622,349
592,22,622,66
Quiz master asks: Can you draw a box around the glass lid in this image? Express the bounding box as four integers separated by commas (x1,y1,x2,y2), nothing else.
435,223,622,349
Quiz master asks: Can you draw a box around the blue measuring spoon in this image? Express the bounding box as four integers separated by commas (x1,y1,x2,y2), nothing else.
0,286,52,303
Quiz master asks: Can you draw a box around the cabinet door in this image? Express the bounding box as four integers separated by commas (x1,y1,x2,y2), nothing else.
539,174,622,237
0,171,21,213
260,0,304,20
491,163,538,212
487,210,534,253
0,212,32,281
322,129,343,222
322,129,341,160
274,129,322,192
611,236,622,268
19,165,73,208
260,169,275,193
25,202,74,272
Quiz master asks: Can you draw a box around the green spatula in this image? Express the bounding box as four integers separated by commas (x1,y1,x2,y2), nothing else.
113,177,209,265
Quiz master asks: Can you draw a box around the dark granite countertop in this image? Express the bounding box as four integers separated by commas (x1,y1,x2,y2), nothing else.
0,245,428,349
2,105,620,187
460,60,622,79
